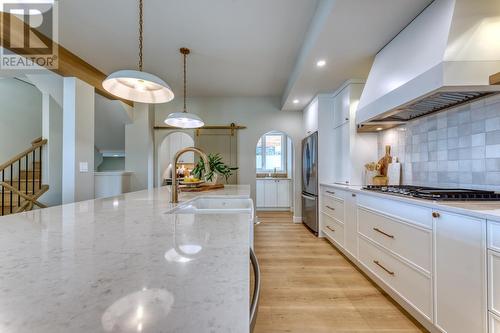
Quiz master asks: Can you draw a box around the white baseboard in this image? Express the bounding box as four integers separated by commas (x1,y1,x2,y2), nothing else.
293,216,302,223
256,207,290,211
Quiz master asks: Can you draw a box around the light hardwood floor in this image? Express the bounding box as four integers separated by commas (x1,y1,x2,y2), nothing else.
253,211,428,333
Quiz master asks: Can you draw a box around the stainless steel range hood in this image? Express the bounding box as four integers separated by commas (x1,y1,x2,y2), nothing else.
356,0,500,132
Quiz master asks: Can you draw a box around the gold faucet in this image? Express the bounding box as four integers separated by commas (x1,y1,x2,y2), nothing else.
171,147,210,203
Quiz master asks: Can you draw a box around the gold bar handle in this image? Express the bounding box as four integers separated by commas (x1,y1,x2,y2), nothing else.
373,227,395,239
326,205,335,211
326,225,336,232
373,260,395,276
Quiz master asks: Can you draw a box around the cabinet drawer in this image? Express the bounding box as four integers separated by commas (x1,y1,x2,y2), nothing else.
489,250,500,317
490,312,500,333
321,193,344,222
321,186,346,200
322,212,344,247
358,207,432,272
357,194,432,229
358,236,432,320
489,221,500,252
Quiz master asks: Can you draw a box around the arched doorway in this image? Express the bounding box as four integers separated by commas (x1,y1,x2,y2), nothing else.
158,132,194,187
255,131,294,212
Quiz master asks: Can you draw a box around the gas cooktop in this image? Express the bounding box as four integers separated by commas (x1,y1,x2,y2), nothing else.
363,185,500,201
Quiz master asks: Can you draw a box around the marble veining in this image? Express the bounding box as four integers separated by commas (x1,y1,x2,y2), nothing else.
0,185,251,333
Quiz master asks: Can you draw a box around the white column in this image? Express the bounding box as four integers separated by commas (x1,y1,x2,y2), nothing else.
125,103,154,192
62,77,95,204
41,92,63,206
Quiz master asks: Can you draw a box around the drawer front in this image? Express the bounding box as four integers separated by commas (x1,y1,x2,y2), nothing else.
321,194,344,222
357,194,432,229
358,236,432,320
322,212,344,247
358,207,432,273
489,250,500,317
321,186,346,201
489,221,500,252
491,312,500,333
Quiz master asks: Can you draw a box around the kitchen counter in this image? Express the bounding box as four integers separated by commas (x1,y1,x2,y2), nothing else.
0,185,251,333
321,182,500,222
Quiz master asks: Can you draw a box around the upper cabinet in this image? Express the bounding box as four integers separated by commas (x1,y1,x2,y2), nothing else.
333,87,350,128
303,98,319,136
332,81,378,186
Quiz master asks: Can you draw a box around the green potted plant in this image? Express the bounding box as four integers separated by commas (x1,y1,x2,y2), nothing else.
192,153,238,184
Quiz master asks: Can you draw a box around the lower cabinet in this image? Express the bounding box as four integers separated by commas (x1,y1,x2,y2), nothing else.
256,179,291,209
489,250,500,317
320,186,490,333
358,236,433,319
434,211,487,333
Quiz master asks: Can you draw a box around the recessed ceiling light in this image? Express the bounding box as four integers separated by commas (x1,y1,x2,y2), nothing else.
376,127,383,131
293,99,299,104
316,60,326,67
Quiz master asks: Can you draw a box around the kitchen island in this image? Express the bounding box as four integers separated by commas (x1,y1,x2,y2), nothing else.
0,185,252,333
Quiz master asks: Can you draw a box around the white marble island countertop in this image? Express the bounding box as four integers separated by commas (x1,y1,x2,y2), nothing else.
0,185,252,333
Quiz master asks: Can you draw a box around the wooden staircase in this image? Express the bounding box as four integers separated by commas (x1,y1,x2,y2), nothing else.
0,138,49,216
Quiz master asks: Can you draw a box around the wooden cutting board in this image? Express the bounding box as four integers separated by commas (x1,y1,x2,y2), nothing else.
180,184,224,192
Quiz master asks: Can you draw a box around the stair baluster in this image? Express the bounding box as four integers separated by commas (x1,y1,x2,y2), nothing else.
0,138,48,216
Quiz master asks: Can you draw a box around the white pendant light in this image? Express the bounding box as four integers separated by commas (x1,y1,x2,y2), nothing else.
164,48,204,128
103,0,174,104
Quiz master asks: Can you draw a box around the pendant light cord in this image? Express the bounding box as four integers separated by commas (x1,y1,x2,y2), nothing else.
183,51,187,113
138,0,144,71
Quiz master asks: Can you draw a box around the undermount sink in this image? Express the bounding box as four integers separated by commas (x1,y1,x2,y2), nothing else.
168,197,254,215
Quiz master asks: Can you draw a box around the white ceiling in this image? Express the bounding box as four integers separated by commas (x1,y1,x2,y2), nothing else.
281,0,434,111
57,0,432,109
58,0,318,98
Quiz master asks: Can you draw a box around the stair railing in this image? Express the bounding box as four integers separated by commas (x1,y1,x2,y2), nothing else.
0,137,48,216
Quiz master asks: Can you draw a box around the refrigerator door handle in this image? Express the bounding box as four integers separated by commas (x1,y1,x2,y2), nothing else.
301,193,316,200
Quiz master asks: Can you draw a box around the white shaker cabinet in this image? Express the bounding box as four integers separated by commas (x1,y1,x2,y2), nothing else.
434,210,487,333
256,179,291,209
303,99,319,136
332,81,378,186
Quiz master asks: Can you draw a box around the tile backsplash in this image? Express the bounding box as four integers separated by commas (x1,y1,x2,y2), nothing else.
377,94,500,190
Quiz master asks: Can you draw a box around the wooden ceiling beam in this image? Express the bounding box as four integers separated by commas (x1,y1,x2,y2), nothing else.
0,12,133,106
491,72,500,85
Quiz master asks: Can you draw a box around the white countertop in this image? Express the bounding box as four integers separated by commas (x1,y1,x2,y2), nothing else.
321,183,500,222
0,185,251,333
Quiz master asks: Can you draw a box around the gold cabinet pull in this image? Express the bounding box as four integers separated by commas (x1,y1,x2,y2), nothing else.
326,225,336,232
326,205,335,211
326,190,335,195
432,212,440,218
373,260,395,276
373,227,395,239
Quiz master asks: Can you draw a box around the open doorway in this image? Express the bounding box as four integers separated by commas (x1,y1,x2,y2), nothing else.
158,132,195,187
255,131,294,211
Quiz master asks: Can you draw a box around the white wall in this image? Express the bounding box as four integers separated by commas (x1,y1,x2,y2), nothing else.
0,78,42,164
41,93,63,206
125,103,154,192
62,77,95,203
154,97,304,218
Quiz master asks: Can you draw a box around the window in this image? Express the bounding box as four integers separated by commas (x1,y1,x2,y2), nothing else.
256,132,287,172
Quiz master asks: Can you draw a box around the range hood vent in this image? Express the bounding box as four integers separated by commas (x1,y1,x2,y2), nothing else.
356,0,500,132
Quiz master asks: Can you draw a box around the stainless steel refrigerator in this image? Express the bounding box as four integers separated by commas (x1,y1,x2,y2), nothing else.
302,132,318,235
